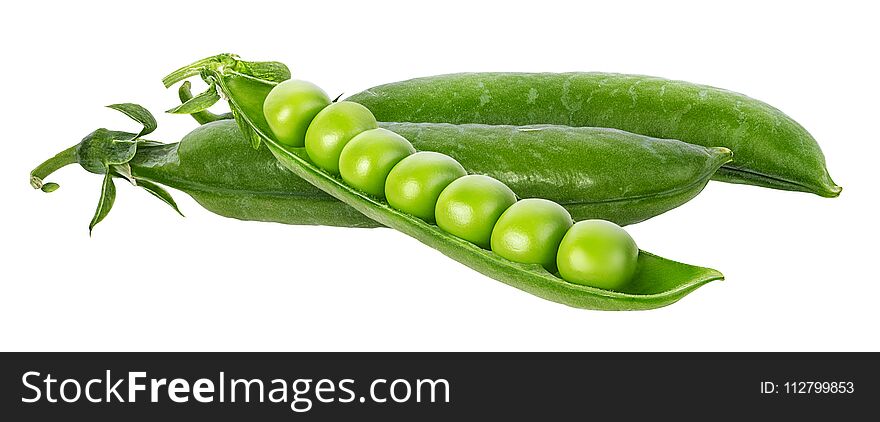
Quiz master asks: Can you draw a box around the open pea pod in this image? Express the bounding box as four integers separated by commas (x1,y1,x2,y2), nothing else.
164,56,724,310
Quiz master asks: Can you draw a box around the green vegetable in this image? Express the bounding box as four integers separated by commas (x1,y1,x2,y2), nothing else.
348,72,841,197
338,128,416,198
34,65,731,230
435,175,518,249
298,95,629,287
263,79,330,147
389,122,732,226
491,198,573,272
305,101,379,174
31,116,731,231
147,54,723,310
385,151,467,223
557,220,640,290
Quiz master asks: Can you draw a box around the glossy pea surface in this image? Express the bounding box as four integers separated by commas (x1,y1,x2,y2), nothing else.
338,128,415,198
263,79,330,147
305,102,378,174
557,220,639,290
491,198,573,272
435,175,517,249
385,152,467,223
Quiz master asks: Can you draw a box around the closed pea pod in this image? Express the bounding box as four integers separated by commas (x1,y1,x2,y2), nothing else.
32,116,731,230
348,72,841,197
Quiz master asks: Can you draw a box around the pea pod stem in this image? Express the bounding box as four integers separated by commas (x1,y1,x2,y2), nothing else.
30,144,78,190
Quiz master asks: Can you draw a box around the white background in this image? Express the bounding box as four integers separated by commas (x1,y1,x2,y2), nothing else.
1,1,877,351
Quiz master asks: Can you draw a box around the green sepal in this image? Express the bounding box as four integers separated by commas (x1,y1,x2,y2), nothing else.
89,171,117,235
162,53,238,88
161,53,290,88
232,60,291,83
111,163,136,185
106,103,157,138
178,81,233,124
161,54,289,138
32,102,181,232
166,82,221,114
136,178,184,217
75,129,139,174
137,139,166,147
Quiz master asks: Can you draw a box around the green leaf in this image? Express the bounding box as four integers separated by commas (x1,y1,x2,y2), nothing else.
136,179,184,217
106,103,157,138
89,172,116,235
166,83,221,114
76,129,139,174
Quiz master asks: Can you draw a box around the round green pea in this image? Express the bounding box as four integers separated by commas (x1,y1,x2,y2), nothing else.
304,102,378,174
435,175,517,249
490,198,573,272
263,79,330,147
338,128,415,198
385,152,467,223
556,220,639,290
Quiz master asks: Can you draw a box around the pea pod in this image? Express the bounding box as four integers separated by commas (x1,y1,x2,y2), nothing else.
156,55,723,310
31,94,732,230
347,72,841,197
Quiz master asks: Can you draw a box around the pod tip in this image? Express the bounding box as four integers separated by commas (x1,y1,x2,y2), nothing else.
826,184,843,198
710,147,734,164
715,146,733,157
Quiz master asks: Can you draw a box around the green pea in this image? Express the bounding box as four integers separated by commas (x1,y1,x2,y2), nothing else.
263,79,330,147
305,102,378,174
435,175,517,249
385,152,467,223
557,220,639,290
490,198,573,272
338,128,415,198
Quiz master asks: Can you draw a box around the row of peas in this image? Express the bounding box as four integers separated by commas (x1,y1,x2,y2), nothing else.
263,79,639,290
